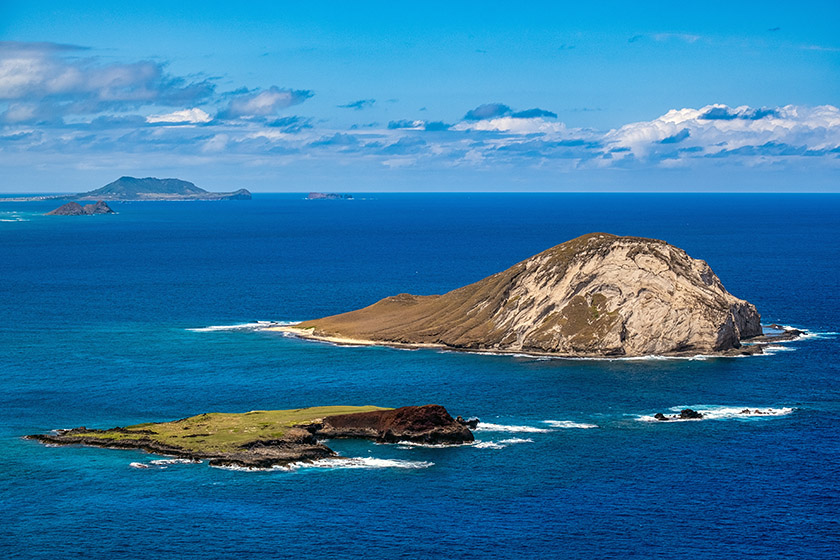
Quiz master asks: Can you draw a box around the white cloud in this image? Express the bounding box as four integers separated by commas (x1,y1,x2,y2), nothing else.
453,116,567,134
220,86,312,119
0,41,214,122
147,108,212,124
605,103,840,160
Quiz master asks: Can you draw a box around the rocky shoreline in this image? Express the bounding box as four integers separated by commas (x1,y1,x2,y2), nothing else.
272,323,805,359
27,405,475,469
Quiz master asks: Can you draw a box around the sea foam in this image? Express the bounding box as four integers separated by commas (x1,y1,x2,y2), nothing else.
187,320,296,332
473,438,534,449
542,420,599,429
474,422,552,433
210,456,434,472
637,405,795,423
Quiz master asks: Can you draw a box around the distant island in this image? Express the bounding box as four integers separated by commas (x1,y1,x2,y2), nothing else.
27,405,476,469
76,176,252,201
7,176,251,202
307,192,353,200
274,233,771,357
46,201,115,215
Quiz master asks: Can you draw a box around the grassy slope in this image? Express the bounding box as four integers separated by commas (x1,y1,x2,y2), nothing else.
296,233,629,348
65,406,389,453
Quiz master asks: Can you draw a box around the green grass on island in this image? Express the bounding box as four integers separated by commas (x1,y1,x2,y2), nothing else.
66,406,389,453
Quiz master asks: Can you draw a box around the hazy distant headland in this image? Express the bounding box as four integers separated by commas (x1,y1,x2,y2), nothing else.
6,177,252,202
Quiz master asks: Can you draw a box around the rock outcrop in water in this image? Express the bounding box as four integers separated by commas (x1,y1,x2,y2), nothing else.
304,405,475,444
46,201,115,215
290,233,763,357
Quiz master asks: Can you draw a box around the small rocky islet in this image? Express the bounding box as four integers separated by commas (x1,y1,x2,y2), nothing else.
46,200,115,215
27,405,476,469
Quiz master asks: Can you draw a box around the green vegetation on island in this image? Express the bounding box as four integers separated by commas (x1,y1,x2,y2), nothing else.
28,405,476,468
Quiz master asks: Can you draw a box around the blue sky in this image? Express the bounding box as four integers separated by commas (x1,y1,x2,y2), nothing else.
1,1,838,192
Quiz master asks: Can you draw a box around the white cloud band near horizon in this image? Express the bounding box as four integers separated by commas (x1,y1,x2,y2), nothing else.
0,41,837,191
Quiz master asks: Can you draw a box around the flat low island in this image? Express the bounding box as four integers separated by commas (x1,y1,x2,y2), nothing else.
27,405,476,469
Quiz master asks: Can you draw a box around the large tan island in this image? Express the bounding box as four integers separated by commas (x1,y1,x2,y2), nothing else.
274,233,765,357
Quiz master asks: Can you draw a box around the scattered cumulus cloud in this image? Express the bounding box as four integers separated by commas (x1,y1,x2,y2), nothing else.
265,116,312,133
218,86,312,119
0,41,214,123
338,99,375,110
604,103,840,163
511,108,557,119
147,108,212,124
1,46,837,186
464,103,512,120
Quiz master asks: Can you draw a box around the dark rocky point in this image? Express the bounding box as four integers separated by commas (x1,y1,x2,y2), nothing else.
305,405,475,444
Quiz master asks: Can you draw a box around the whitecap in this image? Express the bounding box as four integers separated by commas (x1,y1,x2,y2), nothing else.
473,438,534,449
187,320,298,332
542,420,598,429
638,405,795,423
286,457,433,470
759,345,797,356
129,462,150,469
210,464,273,472
390,441,472,448
210,456,433,472
149,458,202,465
474,422,551,433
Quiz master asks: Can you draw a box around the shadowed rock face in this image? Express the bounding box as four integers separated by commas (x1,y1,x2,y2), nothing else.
309,405,475,444
298,233,763,357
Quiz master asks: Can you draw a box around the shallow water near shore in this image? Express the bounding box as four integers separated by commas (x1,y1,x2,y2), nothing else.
2,193,839,559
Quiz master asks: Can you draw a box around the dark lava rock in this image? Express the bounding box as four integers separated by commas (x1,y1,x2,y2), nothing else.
678,408,704,419
311,405,475,444
456,416,480,430
654,412,668,421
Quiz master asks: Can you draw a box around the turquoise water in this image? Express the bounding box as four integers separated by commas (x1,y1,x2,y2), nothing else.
1,194,839,558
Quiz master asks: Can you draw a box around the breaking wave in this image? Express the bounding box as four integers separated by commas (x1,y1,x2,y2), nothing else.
474,422,552,433
130,458,203,468
542,420,598,429
149,458,202,465
392,441,473,449
187,320,297,332
637,405,796,423
473,438,534,449
211,457,433,471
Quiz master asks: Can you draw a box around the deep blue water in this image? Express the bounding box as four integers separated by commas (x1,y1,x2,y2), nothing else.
1,194,838,559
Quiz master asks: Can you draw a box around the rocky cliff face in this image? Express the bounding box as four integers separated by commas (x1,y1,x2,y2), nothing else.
308,405,475,444
298,233,763,357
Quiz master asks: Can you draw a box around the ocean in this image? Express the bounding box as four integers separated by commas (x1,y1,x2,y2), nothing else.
1,193,838,559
